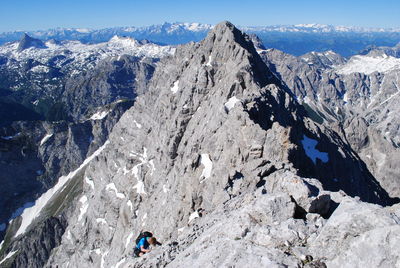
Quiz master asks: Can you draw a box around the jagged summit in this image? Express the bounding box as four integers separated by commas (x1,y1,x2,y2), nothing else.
2,21,399,268
17,33,47,52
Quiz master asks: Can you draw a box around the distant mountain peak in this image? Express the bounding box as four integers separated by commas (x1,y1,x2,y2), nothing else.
17,33,47,52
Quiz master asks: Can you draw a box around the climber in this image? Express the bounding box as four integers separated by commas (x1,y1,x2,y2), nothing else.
134,232,159,257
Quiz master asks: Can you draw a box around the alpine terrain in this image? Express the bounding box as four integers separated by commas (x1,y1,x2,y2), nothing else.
0,21,400,268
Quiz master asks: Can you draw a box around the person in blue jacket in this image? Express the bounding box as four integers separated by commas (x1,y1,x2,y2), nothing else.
134,236,158,257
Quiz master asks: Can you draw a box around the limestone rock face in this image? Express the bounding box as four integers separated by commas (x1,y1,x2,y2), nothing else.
32,22,399,268
309,198,400,268
260,46,400,199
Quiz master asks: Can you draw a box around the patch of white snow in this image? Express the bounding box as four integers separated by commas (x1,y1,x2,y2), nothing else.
114,258,127,268
163,184,169,193
106,183,126,199
188,211,199,223
336,55,400,75
96,218,107,225
78,196,88,221
125,233,134,247
133,120,142,128
84,176,95,190
301,135,329,164
224,96,240,111
206,55,212,67
90,110,109,120
0,250,18,265
170,80,179,94
127,200,133,212
199,153,213,183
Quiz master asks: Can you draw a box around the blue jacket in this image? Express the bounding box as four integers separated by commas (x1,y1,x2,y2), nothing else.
136,237,150,250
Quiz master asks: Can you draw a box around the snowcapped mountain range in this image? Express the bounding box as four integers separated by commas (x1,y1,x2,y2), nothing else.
1,22,400,57
1,21,400,268
1,34,174,68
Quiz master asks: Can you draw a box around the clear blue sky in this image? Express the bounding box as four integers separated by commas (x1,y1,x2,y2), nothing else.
0,0,399,32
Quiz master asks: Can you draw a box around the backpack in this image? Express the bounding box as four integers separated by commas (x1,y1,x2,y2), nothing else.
135,231,153,245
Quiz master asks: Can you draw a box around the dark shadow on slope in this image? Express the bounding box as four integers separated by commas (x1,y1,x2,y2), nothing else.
289,128,400,206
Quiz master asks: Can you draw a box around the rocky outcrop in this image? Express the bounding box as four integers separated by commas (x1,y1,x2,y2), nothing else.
260,46,400,199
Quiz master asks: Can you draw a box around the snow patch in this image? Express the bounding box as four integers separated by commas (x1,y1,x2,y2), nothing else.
84,176,95,190
125,233,134,247
10,202,35,220
90,110,109,120
336,55,400,75
301,135,329,164
91,248,101,255
96,218,107,225
127,200,133,212
106,183,126,199
170,80,179,94
133,120,142,128
101,250,109,268
66,230,72,241
199,153,213,183
0,250,18,265
206,55,212,67
78,195,88,221
178,227,185,232
224,96,240,111
188,211,199,223
40,133,53,146
114,258,127,268
13,140,109,237
30,65,50,73
163,184,169,193
128,147,154,194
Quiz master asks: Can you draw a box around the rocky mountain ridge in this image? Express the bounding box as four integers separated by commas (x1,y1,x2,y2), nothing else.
0,34,173,124
0,21,399,267
9,21,394,267
0,34,173,266
259,44,400,199
2,22,400,56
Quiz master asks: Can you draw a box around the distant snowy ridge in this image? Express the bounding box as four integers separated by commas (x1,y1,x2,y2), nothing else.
241,24,400,33
2,22,400,39
336,54,400,75
0,35,174,60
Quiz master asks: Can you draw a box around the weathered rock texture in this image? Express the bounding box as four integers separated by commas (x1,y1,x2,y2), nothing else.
24,21,398,268
261,47,400,199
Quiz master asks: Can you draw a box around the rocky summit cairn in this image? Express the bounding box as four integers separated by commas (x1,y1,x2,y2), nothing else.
2,21,399,268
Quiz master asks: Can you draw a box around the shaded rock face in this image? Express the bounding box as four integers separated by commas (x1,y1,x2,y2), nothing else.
9,216,67,268
62,56,156,120
0,35,165,252
260,47,400,199
0,100,132,247
35,22,399,268
0,37,164,125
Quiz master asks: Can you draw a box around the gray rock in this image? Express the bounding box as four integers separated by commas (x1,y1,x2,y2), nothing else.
40,21,400,268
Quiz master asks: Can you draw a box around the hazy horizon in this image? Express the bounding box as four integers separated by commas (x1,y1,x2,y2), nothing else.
0,0,398,32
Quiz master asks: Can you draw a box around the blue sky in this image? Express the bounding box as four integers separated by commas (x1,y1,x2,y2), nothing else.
1,0,399,32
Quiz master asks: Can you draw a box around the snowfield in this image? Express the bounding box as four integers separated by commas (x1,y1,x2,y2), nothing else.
336,54,400,75
0,35,175,76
